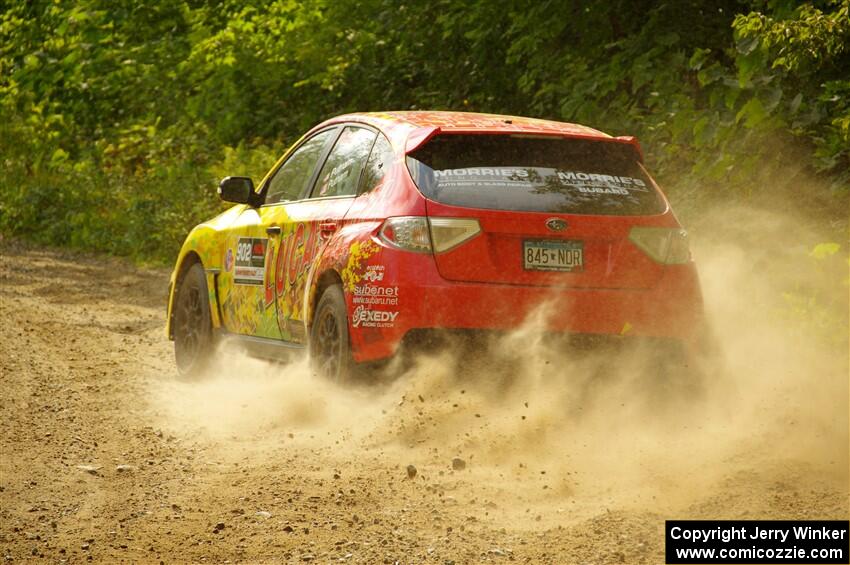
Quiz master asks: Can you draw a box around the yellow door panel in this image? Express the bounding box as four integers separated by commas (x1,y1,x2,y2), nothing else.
217,207,283,339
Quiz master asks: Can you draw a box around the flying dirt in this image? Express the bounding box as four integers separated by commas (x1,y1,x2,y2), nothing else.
0,204,847,564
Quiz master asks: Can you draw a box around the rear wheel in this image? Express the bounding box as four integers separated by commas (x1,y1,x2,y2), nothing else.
310,284,352,383
173,263,215,378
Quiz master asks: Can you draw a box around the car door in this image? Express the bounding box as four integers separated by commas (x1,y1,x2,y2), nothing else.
268,124,378,343
217,127,338,339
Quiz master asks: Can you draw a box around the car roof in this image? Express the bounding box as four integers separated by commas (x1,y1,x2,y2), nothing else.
314,110,642,158
329,110,608,137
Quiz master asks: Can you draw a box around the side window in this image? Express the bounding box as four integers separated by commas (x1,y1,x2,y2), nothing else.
359,133,394,194
311,126,377,198
265,129,336,205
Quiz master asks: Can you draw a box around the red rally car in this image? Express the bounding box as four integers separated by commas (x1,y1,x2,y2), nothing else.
166,111,706,380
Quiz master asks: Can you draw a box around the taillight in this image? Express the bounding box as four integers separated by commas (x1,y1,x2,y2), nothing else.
378,217,481,254
628,226,690,264
429,217,481,252
379,217,432,253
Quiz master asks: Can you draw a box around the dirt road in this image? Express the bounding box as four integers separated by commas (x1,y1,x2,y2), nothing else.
1,237,847,564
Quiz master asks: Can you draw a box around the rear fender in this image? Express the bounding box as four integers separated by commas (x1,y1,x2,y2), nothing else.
302,220,382,328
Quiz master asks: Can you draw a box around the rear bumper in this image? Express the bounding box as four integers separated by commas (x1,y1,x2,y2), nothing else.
346,247,705,363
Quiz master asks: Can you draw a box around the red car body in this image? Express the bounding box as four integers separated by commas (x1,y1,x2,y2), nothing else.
166,111,705,370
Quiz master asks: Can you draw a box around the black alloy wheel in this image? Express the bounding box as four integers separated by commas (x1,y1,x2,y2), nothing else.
173,263,214,377
310,284,352,383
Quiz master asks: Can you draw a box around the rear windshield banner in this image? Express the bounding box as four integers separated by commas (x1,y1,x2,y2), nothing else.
406,134,664,215
431,167,649,195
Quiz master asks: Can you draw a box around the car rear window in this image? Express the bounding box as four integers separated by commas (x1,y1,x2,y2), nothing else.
406,134,665,215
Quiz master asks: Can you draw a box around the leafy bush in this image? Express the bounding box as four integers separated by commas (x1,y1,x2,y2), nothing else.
0,0,847,263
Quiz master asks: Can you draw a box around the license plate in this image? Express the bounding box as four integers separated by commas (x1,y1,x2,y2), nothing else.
523,239,583,272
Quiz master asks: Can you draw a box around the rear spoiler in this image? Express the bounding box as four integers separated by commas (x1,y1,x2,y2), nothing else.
405,127,645,163
614,135,644,163
405,126,441,154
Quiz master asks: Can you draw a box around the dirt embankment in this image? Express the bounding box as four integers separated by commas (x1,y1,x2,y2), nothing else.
1,217,847,564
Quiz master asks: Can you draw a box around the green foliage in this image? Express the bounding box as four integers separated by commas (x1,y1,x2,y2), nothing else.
0,0,847,263
781,242,848,345
731,1,850,181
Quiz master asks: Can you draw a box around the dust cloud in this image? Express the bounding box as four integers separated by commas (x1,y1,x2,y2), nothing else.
149,203,849,525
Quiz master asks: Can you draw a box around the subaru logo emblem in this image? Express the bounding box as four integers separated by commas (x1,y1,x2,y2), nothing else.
545,218,567,232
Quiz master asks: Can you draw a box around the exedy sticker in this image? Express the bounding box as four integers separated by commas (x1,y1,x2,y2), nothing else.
351,306,399,328
234,237,267,285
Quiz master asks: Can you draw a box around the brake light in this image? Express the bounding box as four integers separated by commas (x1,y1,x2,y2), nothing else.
628,226,690,264
378,217,481,254
379,217,432,253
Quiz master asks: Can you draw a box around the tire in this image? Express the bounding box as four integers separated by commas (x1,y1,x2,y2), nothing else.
173,263,215,378
310,284,352,383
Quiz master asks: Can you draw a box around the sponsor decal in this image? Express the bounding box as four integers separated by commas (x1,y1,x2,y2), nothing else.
434,167,530,178
234,237,267,285
556,171,647,195
353,285,398,297
351,305,398,328
266,221,320,314
557,171,646,186
352,284,399,306
318,156,357,196
433,167,531,189
431,167,648,196
362,265,385,282
224,248,234,272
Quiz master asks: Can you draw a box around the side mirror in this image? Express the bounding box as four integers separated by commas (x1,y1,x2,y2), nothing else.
218,176,256,205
